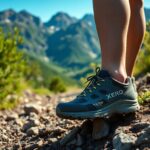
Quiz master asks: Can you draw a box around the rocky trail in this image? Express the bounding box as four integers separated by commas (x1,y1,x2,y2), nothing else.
0,74,150,150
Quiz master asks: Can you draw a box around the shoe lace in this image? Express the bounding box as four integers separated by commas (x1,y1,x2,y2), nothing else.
78,67,105,97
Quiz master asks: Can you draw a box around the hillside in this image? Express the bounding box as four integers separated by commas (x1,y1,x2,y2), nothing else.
24,52,80,88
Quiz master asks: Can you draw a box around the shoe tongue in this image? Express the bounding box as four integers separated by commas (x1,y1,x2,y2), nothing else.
97,69,111,78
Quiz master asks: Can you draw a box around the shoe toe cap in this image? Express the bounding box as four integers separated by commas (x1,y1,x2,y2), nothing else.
56,102,77,113
56,101,91,113
56,102,66,113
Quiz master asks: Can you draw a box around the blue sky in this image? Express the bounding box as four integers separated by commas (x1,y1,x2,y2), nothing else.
0,0,150,22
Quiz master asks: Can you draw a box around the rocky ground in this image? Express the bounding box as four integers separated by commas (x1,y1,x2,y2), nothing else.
0,74,150,150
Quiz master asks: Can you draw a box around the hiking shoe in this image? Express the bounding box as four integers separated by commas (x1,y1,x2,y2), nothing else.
56,68,140,119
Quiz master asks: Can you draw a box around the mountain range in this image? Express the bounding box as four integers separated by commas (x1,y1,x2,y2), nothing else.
0,9,101,69
0,8,150,83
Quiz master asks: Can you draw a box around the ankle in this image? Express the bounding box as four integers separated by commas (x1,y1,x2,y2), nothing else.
110,70,127,83
102,67,127,83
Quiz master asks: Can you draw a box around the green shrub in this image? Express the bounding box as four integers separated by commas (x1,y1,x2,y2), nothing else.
49,77,66,93
0,27,26,108
138,91,150,105
24,56,43,88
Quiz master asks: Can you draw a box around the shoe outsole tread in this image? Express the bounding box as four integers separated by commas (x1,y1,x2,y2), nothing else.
56,101,140,120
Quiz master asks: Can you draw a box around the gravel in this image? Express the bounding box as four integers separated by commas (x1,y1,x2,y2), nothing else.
0,75,150,150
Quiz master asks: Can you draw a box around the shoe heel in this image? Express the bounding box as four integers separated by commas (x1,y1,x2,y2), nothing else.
115,101,140,114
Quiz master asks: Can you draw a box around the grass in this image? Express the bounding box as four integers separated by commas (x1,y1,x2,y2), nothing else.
32,87,51,95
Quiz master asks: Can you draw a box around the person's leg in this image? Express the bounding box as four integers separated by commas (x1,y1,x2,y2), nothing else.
56,0,140,120
126,0,146,76
93,0,130,82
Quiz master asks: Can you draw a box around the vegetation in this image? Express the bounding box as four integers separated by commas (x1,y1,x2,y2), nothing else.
0,28,25,108
138,91,150,105
0,27,79,109
133,22,150,76
133,22,150,105
24,52,79,89
49,77,66,93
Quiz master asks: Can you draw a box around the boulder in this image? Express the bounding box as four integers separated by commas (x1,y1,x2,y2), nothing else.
135,125,150,146
92,118,109,140
113,132,136,150
60,127,79,146
26,127,39,136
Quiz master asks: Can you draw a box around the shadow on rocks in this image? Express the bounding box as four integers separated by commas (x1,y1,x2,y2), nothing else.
22,111,149,150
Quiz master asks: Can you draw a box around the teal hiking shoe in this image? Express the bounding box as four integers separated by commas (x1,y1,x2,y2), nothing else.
56,68,140,119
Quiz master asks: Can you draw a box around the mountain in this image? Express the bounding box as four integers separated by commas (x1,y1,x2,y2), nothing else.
0,9,100,69
44,12,77,31
81,14,96,31
0,9,15,20
45,12,100,68
46,20,100,68
0,9,47,54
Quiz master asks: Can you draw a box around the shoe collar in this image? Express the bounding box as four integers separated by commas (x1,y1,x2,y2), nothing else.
97,69,111,78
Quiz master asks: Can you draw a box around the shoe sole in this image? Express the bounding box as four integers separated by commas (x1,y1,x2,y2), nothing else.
56,100,140,120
